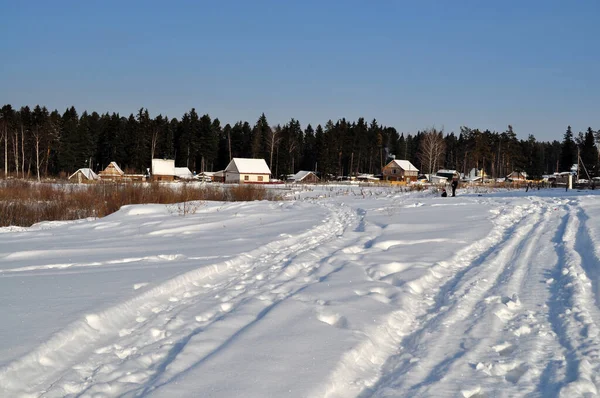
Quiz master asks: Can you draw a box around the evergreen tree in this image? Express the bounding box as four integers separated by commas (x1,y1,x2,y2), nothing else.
560,126,576,172
300,124,316,171
251,113,270,159
58,106,79,172
579,127,598,178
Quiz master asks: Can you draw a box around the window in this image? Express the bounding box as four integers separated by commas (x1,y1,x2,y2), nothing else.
258,176,263,181
392,169,397,174
244,175,249,181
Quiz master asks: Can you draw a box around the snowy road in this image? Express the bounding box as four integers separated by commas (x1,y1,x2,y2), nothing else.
1,187,599,397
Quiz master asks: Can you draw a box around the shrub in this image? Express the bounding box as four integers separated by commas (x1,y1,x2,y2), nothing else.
0,180,281,227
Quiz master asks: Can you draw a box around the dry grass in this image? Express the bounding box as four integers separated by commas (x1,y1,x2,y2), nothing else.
0,181,281,227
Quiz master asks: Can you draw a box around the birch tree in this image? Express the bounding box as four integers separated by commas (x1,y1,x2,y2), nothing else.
418,128,446,174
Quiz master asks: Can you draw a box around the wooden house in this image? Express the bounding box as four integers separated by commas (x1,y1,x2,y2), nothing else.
151,159,175,182
288,171,319,183
68,168,99,183
382,160,419,182
507,171,528,182
98,161,124,180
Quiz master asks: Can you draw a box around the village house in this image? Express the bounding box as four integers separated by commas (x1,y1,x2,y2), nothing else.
98,161,124,180
288,171,319,183
151,159,175,182
507,171,528,182
224,158,271,183
68,168,99,183
436,169,460,181
174,167,194,180
382,159,419,182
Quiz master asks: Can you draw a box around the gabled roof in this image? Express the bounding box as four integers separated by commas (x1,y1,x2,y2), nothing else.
174,167,193,178
105,161,124,175
290,170,318,182
507,171,528,177
385,159,418,172
225,158,271,174
68,168,99,180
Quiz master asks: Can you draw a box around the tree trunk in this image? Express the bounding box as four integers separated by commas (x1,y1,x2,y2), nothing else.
3,124,7,178
35,134,40,182
21,124,25,178
13,130,19,178
228,130,232,162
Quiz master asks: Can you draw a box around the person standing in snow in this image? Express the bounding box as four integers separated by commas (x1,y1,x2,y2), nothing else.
451,176,458,197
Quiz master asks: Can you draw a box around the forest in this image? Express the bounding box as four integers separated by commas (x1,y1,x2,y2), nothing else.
0,104,598,181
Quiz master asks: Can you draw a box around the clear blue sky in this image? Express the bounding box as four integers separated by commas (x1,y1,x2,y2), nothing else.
1,0,598,141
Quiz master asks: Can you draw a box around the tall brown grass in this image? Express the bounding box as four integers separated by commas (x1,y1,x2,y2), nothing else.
0,181,281,227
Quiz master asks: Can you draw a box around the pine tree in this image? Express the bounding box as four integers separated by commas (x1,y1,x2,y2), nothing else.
580,127,598,178
251,113,270,159
300,124,316,171
560,126,576,172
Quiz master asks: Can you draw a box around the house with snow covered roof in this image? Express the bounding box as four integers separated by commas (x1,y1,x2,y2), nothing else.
507,171,528,181
69,168,99,183
98,161,124,180
382,159,419,182
436,169,459,180
224,158,271,184
174,167,194,180
151,159,175,181
288,170,319,183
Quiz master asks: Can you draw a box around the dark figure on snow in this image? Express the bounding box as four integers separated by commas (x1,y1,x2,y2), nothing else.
441,188,447,197
451,178,458,197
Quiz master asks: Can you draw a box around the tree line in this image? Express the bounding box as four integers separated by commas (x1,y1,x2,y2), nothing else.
0,104,598,181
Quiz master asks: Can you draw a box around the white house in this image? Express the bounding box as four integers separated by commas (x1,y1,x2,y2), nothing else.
69,168,99,183
224,158,271,183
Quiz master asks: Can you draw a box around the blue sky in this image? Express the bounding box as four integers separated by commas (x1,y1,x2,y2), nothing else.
1,0,598,141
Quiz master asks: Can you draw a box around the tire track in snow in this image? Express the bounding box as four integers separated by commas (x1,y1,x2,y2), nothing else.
547,202,600,397
402,201,564,398
0,202,359,398
318,201,539,398
359,200,550,397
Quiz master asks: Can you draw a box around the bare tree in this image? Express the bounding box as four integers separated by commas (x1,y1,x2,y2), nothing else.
266,125,281,172
12,124,19,178
0,111,7,178
418,128,446,175
150,121,160,163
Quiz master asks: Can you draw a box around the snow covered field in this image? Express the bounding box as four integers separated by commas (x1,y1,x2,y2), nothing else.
1,185,600,397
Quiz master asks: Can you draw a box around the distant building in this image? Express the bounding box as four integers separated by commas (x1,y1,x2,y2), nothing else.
151,159,175,182
224,158,271,183
174,167,194,180
436,169,459,180
507,171,528,181
382,160,419,182
98,161,124,180
430,175,448,184
68,168,99,183
288,170,319,183
212,170,225,183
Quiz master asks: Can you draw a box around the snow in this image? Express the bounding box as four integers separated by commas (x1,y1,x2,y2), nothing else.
1,186,600,397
